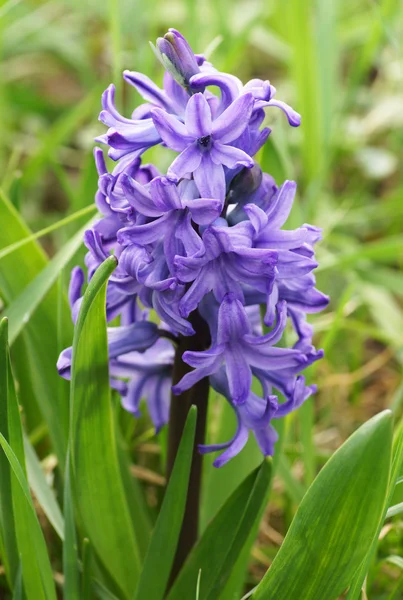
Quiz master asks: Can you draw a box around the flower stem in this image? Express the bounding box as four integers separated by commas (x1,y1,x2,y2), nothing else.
166,309,211,586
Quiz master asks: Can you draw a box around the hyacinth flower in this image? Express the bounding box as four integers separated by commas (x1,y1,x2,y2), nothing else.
58,28,329,472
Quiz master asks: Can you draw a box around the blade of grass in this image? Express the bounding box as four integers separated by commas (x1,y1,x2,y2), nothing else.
63,449,80,600
168,460,272,600
0,204,96,261
0,319,57,600
5,217,94,346
0,318,19,587
0,189,75,466
24,436,64,540
134,407,197,600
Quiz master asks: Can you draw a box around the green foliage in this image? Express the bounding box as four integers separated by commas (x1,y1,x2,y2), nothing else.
0,319,57,599
168,460,272,600
134,407,197,600
69,256,141,598
253,411,393,600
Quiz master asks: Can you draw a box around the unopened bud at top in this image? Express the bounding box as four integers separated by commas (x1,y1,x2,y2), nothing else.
152,28,200,89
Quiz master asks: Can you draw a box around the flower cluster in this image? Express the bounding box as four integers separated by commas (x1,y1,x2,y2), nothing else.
58,29,328,467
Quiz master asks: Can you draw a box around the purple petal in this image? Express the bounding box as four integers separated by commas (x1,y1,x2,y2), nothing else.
153,290,195,336
194,154,226,201
68,267,84,312
151,108,192,152
167,143,202,181
265,180,297,229
189,72,242,112
210,141,254,169
265,99,301,127
183,345,225,368
244,301,287,347
224,346,252,404
172,352,222,395
178,268,215,317
120,174,162,217
118,213,171,246
212,93,254,143
122,375,148,416
150,177,182,211
57,347,72,379
245,346,304,370
212,423,249,467
94,147,107,175
185,93,212,138
216,294,251,344
163,72,189,115
123,70,172,110
183,198,222,225
175,212,204,255
108,321,159,357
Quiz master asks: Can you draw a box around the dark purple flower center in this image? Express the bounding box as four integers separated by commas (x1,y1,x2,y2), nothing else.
198,135,212,150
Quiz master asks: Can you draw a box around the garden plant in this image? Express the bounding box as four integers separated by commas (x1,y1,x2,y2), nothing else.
0,3,402,600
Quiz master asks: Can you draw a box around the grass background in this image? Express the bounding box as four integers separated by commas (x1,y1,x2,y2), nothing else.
0,0,402,597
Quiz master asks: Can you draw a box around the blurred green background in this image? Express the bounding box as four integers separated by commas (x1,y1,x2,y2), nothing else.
0,0,402,596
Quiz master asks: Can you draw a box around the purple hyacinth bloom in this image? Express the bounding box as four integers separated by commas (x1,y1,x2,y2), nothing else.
152,92,255,201
202,367,280,467
175,220,277,318
112,337,174,432
58,28,328,466
172,296,308,405
190,70,301,125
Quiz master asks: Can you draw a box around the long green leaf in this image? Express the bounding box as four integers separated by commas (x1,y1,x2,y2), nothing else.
253,410,393,600
168,460,272,600
0,318,19,586
63,449,80,600
0,319,57,600
347,418,403,599
70,255,141,599
134,406,197,600
201,394,262,530
0,189,73,465
207,459,271,600
5,218,94,346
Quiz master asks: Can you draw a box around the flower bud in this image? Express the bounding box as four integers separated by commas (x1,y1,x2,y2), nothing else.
152,28,200,89
228,163,263,204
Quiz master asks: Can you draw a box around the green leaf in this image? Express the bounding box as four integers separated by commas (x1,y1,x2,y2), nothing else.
70,256,141,599
5,218,94,346
0,318,19,586
0,189,74,465
168,459,272,600
63,449,80,600
253,411,393,600
207,459,271,600
134,407,197,600
115,423,151,560
0,319,57,600
347,417,403,598
24,436,64,540
81,538,92,600
12,561,23,600
21,89,101,186
0,204,96,262
201,393,262,530
386,502,403,519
